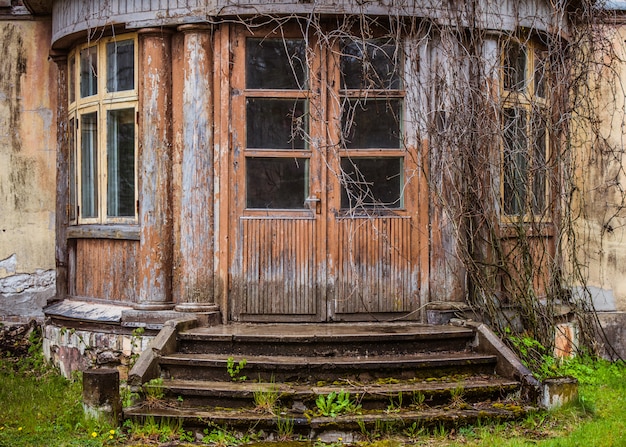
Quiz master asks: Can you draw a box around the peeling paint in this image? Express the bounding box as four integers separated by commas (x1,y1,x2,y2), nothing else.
0,253,17,275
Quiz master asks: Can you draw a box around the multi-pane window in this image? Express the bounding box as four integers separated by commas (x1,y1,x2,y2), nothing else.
339,38,404,211
244,37,309,209
501,40,549,219
241,33,405,212
68,35,137,224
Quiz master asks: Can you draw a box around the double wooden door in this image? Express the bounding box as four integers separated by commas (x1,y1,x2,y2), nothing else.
227,25,424,322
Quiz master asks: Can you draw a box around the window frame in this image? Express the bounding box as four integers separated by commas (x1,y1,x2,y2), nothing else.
335,36,407,214
500,38,550,222
68,34,139,225
238,29,316,216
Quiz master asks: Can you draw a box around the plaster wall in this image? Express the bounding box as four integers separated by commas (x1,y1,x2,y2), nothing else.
573,24,626,313
0,18,57,321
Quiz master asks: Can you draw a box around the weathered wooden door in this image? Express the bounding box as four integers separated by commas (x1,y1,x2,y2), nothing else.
229,26,424,322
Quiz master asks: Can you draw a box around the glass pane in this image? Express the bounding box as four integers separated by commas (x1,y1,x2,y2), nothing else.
246,157,308,209
80,112,98,218
246,38,307,90
534,50,547,99
107,109,136,217
503,108,528,216
247,98,307,149
69,56,76,104
341,39,401,90
340,157,402,209
69,117,76,221
503,42,526,92
532,112,547,214
343,99,402,149
80,46,98,98
107,39,134,92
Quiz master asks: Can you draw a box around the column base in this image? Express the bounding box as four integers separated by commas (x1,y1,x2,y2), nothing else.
174,303,220,313
133,302,175,311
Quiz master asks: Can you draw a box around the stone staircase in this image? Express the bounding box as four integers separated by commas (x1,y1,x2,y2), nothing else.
125,320,539,440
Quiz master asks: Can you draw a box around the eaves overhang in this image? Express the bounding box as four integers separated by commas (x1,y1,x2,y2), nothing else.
22,0,51,16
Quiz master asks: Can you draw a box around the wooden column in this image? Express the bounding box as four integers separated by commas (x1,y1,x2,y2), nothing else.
50,51,69,301
174,25,219,313
135,28,175,311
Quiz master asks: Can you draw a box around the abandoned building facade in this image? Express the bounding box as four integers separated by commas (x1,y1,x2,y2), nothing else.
2,0,626,375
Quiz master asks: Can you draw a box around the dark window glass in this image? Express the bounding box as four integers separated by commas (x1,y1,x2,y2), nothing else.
532,112,547,214
246,157,308,209
340,157,402,209
107,108,135,217
80,46,98,98
246,38,307,90
80,112,98,218
69,118,76,221
503,42,526,92
247,98,307,149
503,108,528,215
107,39,134,92
69,56,76,103
343,99,402,149
341,39,401,90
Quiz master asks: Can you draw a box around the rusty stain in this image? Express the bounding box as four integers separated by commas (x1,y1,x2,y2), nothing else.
0,23,27,153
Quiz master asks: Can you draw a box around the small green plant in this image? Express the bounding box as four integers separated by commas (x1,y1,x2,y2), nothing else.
403,421,425,440
201,426,242,446
386,392,403,413
449,385,466,407
179,429,195,442
129,327,146,368
412,390,426,409
253,382,280,414
120,383,140,408
226,356,247,381
276,415,294,440
315,389,361,417
143,377,165,408
124,416,184,443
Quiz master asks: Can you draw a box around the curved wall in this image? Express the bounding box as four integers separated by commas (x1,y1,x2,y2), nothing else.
51,0,567,48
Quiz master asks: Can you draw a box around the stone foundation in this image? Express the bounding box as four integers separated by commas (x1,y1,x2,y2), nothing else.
43,323,154,379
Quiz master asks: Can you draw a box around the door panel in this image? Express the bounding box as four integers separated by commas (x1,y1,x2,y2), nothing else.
333,216,416,315
236,217,319,316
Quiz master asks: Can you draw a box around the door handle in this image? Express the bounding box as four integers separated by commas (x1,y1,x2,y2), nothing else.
305,195,321,214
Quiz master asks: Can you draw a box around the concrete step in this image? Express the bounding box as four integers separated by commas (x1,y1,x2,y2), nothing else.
145,375,520,410
177,323,476,356
123,401,531,438
158,351,498,383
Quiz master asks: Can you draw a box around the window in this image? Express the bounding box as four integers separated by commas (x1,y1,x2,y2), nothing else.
239,30,405,213
501,40,549,219
68,35,138,224
339,38,404,211
244,37,309,210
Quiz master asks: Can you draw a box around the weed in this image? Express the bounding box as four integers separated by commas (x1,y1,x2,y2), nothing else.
129,327,145,368
449,385,466,408
226,356,247,381
125,416,183,443
143,377,165,408
276,414,294,440
403,421,425,440
121,383,140,408
385,392,403,413
315,389,362,417
412,390,426,409
253,382,281,414
202,426,242,446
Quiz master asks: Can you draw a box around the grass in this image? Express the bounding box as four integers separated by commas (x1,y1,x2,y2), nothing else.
0,332,625,446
